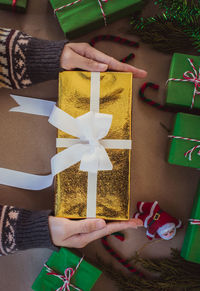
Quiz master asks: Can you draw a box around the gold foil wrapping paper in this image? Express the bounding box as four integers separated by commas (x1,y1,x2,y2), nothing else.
55,71,132,220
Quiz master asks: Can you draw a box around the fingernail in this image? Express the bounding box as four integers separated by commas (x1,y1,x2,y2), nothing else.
98,63,108,70
136,220,143,227
139,69,147,76
130,218,143,227
96,219,106,229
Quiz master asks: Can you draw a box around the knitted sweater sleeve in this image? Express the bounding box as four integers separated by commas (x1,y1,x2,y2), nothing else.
0,28,67,89
0,28,66,254
0,205,54,255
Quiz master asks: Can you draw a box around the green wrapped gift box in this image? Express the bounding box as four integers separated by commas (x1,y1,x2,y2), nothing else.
168,113,200,169
181,182,200,264
166,53,200,110
0,0,28,12
32,248,102,291
49,0,146,39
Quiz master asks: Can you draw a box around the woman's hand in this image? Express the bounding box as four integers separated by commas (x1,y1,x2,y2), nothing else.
60,42,147,78
49,216,143,248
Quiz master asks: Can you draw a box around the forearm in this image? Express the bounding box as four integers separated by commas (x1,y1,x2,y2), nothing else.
0,205,53,255
0,28,67,89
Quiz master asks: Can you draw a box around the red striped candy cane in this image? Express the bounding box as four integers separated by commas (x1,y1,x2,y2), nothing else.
101,234,144,276
12,0,17,7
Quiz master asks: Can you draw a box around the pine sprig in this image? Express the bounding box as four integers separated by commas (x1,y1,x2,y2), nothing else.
130,0,200,54
99,249,200,291
155,0,200,11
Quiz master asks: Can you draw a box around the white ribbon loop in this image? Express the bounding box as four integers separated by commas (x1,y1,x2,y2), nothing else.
49,108,113,173
51,144,89,176
48,105,80,138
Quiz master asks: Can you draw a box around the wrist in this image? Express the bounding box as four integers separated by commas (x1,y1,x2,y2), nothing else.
26,38,68,84
16,209,53,251
48,216,55,243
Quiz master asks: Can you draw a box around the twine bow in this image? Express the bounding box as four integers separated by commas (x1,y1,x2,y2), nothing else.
54,0,108,26
168,135,200,161
167,58,200,109
189,219,200,225
44,256,84,291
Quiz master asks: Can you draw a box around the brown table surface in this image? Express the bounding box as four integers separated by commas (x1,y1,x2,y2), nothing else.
0,1,199,290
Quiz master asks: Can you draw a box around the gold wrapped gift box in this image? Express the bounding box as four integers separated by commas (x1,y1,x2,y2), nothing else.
55,71,132,220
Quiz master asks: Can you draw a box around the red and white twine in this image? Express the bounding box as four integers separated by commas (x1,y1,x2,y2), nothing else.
54,0,108,26
44,256,84,291
189,218,200,225
167,58,200,109
168,135,200,161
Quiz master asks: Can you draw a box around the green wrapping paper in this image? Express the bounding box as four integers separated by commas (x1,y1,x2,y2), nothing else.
49,0,145,39
168,113,200,169
0,0,28,11
166,53,200,110
32,248,102,291
181,182,200,264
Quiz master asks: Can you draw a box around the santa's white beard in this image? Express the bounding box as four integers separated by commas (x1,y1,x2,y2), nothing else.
157,223,176,240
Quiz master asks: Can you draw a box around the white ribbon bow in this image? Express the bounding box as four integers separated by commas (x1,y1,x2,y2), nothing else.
49,108,113,173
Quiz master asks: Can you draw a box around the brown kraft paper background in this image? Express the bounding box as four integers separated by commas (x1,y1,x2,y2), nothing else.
0,1,199,290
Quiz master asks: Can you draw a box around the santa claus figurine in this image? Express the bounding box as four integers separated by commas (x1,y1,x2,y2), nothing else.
134,201,182,240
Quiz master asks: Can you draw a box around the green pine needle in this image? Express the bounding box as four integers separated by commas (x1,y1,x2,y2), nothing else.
130,0,200,54
98,249,200,291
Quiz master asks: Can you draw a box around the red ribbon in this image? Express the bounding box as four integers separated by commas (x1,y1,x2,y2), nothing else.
167,58,200,109
54,0,108,26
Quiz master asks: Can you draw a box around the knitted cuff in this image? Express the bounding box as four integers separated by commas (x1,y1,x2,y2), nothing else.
16,209,54,251
26,38,68,84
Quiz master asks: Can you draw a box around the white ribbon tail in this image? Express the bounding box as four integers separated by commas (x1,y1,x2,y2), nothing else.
10,95,56,116
0,168,53,190
0,144,89,190
87,172,98,218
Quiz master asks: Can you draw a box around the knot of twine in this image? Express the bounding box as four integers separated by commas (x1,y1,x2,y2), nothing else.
167,58,200,109
44,256,84,291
